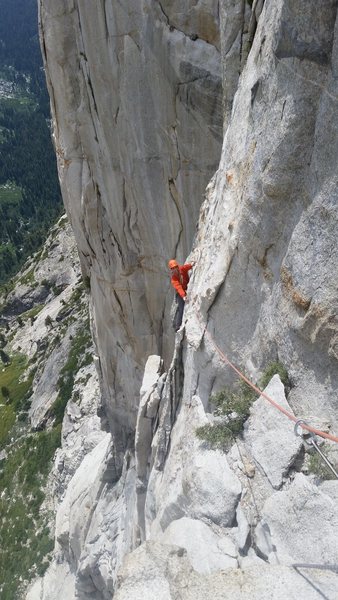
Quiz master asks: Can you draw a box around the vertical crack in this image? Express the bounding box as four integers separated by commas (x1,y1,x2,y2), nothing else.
239,0,246,68
157,1,170,26
168,177,183,257
102,0,109,41
242,0,266,66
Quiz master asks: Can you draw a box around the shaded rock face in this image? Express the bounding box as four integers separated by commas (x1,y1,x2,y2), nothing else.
39,0,223,449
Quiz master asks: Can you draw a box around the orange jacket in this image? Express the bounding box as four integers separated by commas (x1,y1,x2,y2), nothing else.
170,263,193,299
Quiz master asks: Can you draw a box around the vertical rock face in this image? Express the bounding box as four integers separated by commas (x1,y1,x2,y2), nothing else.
37,1,338,599
39,0,222,449
187,0,338,427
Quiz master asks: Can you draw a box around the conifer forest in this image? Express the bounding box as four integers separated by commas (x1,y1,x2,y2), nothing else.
0,0,62,284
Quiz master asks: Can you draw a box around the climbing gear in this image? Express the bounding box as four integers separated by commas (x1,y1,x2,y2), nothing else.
292,563,338,573
168,259,179,269
170,263,193,299
196,310,338,445
294,419,338,479
173,294,185,331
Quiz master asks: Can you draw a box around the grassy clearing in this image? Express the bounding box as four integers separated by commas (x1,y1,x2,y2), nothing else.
0,182,22,205
0,353,33,449
0,404,16,449
0,353,33,413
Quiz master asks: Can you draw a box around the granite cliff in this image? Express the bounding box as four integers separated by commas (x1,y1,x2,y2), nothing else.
26,0,338,598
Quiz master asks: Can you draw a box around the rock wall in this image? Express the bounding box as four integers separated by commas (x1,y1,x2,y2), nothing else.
39,0,222,451
186,0,338,427
35,0,338,599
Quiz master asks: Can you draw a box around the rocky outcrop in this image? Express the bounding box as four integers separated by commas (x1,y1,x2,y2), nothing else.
243,375,302,489
112,368,338,599
255,474,338,564
184,0,338,430
113,541,338,600
0,216,86,429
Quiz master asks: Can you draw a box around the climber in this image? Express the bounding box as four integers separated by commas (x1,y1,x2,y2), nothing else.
168,259,194,331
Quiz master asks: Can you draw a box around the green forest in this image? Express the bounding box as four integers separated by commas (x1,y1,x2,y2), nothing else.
0,0,62,284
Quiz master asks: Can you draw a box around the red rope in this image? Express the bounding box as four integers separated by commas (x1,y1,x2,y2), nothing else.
197,315,338,444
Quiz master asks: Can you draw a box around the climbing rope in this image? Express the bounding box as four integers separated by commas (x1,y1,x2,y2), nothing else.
195,311,338,445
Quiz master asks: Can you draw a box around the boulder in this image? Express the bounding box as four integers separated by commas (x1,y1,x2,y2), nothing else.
146,395,242,536
255,473,338,564
160,517,238,574
244,375,303,489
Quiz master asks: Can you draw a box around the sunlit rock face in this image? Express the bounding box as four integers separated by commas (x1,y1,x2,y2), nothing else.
186,0,338,429
39,0,222,450
36,1,338,599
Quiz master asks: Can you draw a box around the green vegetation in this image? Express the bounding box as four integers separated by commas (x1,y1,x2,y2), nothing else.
20,303,44,322
69,283,85,305
0,0,63,285
0,345,61,597
1,385,9,398
0,288,92,597
50,322,92,425
18,266,35,287
0,353,33,449
196,381,256,450
0,4,66,591
83,275,91,290
0,352,33,414
0,348,10,364
0,6,95,593
44,315,53,328
308,446,338,481
0,182,22,204
259,361,289,391
0,404,15,449
0,103,63,283
0,276,16,298
196,362,289,450
0,0,49,112
0,427,61,599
